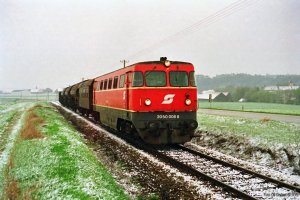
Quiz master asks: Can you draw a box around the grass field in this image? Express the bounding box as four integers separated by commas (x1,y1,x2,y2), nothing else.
1,99,298,198
0,95,58,102
197,112,300,145
0,99,18,111
0,102,129,199
198,101,300,115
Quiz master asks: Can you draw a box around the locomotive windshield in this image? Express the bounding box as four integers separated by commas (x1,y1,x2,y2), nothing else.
145,71,166,87
170,71,188,87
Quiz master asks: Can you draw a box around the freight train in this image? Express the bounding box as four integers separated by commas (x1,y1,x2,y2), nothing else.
59,57,198,144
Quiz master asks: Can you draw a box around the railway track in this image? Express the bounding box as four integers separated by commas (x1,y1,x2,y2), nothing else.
53,103,300,199
155,145,300,199
118,133,300,199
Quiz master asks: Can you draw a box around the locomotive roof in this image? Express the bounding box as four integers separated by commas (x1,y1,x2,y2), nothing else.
65,59,193,86
93,60,193,79
130,60,192,66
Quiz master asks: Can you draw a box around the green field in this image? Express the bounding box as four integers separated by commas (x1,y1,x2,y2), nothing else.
198,101,300,115
0,102,129,199
0,95,58,102
197,112,300,145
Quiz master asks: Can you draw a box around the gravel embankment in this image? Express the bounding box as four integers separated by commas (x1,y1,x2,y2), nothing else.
54,104,224,199
191,130,300,185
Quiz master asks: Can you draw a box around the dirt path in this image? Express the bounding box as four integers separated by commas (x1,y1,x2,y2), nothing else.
199,109,300,124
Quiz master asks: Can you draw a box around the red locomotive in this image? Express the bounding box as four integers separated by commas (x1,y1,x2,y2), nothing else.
59,57,198,144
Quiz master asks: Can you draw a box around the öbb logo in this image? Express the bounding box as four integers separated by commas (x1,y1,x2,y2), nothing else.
162,94,175,104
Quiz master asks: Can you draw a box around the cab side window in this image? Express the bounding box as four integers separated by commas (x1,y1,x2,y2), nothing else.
113,76,118,89
104,79,108,90
119,74,125,88
100,81,104,90
108,78,112,89
132,71,143,87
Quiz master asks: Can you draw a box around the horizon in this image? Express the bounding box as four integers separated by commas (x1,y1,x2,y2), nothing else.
1,73,300,91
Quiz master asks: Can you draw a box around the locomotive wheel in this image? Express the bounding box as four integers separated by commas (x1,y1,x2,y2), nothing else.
124,122,132,134
119,120,134,135
120,121,132,134
93,112,100,122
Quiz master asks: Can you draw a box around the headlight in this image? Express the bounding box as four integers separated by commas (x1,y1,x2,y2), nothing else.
164,60,171,67
145,99,151,106
185,99,191,105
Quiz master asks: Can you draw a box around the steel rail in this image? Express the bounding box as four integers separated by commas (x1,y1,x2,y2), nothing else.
176,144,300,193
129,141,257,200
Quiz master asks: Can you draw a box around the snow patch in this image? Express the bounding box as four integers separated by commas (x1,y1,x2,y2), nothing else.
186,142,300,186
0,111,26,192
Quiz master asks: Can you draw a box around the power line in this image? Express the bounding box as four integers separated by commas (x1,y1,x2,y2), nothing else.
127,0,258,60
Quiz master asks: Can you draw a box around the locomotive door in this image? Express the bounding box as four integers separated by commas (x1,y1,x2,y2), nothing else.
124,72,132,119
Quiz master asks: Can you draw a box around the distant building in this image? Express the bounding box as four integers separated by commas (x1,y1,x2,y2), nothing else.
222,92,232,100
11,89,31,96
264,85,299,91
278,86,299,90
0,90,11,94
198,91,231,102
264,86,279,91
201,89,216,94
30,88,45,94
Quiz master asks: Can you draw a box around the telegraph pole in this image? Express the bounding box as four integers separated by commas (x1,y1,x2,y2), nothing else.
120,60,129,68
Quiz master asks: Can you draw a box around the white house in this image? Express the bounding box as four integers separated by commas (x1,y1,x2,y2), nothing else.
264,85,299,91
198,91,231,102
30,88,45,94
11,89,31,96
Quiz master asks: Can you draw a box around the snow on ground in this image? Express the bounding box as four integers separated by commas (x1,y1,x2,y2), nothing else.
196,113,300,178
53,102,232,199
54,101,300,198
0,110,25,193
0,101,32,114
0,102,33,173
185,142,300,186
0,101,35,195
3,103,129,199
0,102,34,144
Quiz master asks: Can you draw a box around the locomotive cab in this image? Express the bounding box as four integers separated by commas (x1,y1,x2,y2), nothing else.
91,58,198,144
126,59,198,144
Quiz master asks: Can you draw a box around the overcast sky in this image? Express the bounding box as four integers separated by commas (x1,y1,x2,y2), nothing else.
1,0,299,90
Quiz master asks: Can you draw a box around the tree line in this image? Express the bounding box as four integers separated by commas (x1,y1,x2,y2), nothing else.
219,86,300,105
196,74,300,105
196,74,300,90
